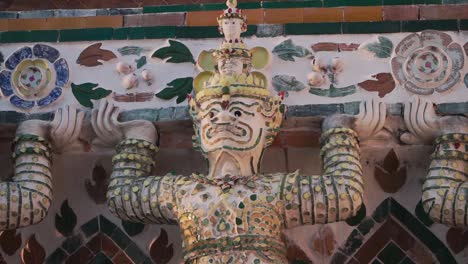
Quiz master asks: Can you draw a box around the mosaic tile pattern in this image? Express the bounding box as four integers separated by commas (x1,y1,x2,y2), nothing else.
47,215,151,264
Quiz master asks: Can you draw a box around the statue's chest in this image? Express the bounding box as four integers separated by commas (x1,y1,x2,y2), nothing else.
173,176,284,245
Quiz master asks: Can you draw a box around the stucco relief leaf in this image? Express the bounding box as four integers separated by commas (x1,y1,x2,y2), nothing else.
309,84,356,97
152,40,195,64
118,46,150,56
273,39,312,62
135,56,147,69
150,229,173,264
272,75,306,96
363,36,393,58
55,200,77,237
85,164,109,204
76,43,117,67
155,77,194,104
0,229,22,256
312,226,336,257
446,227,468,254
21,235,45,264
71,82,112,108
357,73,396,98
374,149,407,193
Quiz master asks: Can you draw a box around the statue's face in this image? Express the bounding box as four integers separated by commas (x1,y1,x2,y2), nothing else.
196,97,269,154
221,18,243,40
218,57,244,76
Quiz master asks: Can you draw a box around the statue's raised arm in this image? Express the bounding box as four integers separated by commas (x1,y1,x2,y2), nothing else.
401,96,468,227
281,99,386,228
1,105,84,230
92,100,177,224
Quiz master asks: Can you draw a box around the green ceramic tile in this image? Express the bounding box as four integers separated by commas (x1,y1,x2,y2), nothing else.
389,199,456,263
126,27,146,39
141,257,154,264
124,242,147,263
262,0,323,8
285,22,341,35
372,198,390,223
176,26,223,38
237,2,262,9
46,248,68,264
342,21,400,34
330,252,348,264
357,218,375,236
377,242,405,264
61,234,83,254
414,0,442,3
113,27,130,40
324,0,382,7
89,252,113,264
401,20,458,32
60,28,113,42
382,0,413,5
144,26,176,39
81,217,99,238
400,257,416,264
443,0,468,3
460,19,468,30
372,259,383,264
99,215,117,236
341,229,364,256
0,30,58,43
110,228,132,249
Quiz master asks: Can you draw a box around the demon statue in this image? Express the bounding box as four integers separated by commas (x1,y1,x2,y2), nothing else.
95,1,386,263
401,96,468,227
0,106,84,230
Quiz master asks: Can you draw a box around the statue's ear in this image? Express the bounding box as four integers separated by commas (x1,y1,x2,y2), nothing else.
197,50,216,71
193,71,214,93
250,47,270,69
251,71,268,87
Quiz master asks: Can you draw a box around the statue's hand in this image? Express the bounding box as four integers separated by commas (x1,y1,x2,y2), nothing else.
401,96,468,145
91,100,157,146
17,105,85,152
50,105,85,152
354,98,386,140
323,98,386,140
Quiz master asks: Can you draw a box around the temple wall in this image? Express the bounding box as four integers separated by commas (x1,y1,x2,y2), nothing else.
0,1,467,263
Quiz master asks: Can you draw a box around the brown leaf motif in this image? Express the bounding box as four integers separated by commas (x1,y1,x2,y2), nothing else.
358,73,396,98
150,229,173,264
85,164,109,204
374,149,407,193
286,244,311,263
0,229,22,256
446,227,468,254
21,235,45,264
113,92,154,102
76,43,117,67
312,226,336,257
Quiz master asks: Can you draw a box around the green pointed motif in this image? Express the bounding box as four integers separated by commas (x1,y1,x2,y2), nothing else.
363,36,393,58
155,77,194,104
55,200,77,237
152,40,195,64
135,56,147,69
272,39,311,62
71,82,111,108
309,84,356,97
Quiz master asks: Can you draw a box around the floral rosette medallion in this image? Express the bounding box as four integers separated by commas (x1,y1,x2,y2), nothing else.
391,30,464,95
0,44,69,109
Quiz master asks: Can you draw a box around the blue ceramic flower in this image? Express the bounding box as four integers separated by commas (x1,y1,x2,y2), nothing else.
0,44,69,109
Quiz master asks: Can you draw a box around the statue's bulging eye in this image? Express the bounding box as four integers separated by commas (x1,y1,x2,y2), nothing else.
209,111,215,118
234,110,242,117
